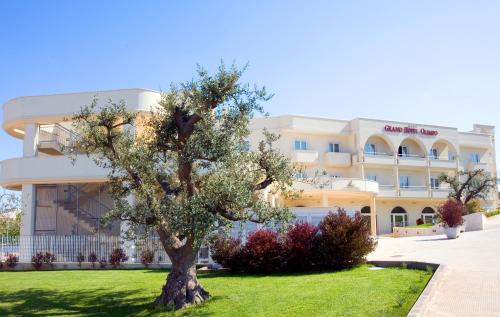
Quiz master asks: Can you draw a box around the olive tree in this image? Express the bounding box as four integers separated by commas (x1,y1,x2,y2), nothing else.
71,63,295,309
438,169,496,206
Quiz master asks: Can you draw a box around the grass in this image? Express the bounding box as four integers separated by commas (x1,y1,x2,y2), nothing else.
405,223,434,228
0,265,431,317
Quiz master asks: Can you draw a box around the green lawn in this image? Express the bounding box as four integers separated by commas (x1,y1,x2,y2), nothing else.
0,265,431,317
405,223,434,228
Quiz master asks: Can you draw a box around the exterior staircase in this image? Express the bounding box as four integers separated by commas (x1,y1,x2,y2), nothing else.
54,185,111,234
38,124,78,155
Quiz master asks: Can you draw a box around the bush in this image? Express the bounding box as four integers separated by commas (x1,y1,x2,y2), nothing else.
140,249,154,268
88,252,98,268
77,253,85,267
5,253,18,268
32,252,45,270
437,199,464,228
416,218,424,226
465,198,484,214
43,252,55,266
284,222,319,271
209,234,244,272
486,209,500,218
317,209,376,269
244,229,283,273
109,248,128,268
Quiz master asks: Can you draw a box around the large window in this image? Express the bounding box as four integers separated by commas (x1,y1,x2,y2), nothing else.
398,146,410,157
34,183,119,236
430,148,439,159
430,177,440,189
294,140,308,150
399,176,410,188
470,153,480,163
391,206,408,229
364,143,376,155
367,175,377,182
421,207,436,224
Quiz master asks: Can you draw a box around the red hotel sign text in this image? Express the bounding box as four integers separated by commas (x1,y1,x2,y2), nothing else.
384,125,438,136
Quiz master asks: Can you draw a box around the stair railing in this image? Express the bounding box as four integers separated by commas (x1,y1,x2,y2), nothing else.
38,124,79,152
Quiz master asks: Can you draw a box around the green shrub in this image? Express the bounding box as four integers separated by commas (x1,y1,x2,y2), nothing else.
465,198,484,214
486,209,500,218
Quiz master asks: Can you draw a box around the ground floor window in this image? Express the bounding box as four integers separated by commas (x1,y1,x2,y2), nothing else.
391,206,408,229
421,207,436,224
34,183,119,236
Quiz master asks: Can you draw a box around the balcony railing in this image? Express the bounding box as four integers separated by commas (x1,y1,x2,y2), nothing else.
38,124,79,154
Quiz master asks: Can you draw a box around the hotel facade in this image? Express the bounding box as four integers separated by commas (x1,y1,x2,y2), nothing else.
1,89,498,239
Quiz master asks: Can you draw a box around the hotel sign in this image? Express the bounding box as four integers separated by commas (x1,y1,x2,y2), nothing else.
384,125,438,136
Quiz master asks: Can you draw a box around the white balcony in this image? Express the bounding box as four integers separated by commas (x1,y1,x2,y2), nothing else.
466,162,489,171
378,185,397,197
431,188,452,199
293,177,379,194
359,153,396,165
429,159,458,169
397,155,427,167
400,186,429,198
323,152,351,167
291,150,319,165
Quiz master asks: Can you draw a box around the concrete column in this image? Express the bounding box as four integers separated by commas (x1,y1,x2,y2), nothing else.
369,195,377,236
321,193,329,207
360,164,365,179
394,166,400,195
23,124,39,157
426,166,431,197
20,184,36,262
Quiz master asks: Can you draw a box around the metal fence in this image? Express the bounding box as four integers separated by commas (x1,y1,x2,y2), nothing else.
0,235,211,264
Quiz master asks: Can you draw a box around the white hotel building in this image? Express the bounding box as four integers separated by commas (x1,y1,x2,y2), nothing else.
0,89,498,238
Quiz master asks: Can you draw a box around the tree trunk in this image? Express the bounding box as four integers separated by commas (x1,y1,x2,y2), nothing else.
153,247,210,310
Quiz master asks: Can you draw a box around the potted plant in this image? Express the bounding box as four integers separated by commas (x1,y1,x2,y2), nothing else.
437,199,464,239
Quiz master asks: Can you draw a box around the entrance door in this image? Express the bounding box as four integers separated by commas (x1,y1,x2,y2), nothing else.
391,214,408,229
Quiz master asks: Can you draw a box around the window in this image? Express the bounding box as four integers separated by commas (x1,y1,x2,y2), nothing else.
430,178,440,189
430,148,438,159
328,143,340,153
448,152,455,161
398,146,409,157
295,171,307,179
399,176,410,188
364,143,376,154
294,140,308,151
367,175,377,182
470,153,480,163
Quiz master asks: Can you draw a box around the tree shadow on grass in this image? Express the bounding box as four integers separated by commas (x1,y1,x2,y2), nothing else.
0,288,228,317
0,288,151,317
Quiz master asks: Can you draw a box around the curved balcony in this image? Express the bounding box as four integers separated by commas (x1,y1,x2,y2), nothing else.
0,155,109,190
3,88,161,138
293,177,379,194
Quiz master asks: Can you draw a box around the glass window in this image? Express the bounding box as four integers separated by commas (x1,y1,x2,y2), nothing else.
398,146,409,157
295,215,308,223
367,175,377,182
364,143,376,154
295,171,307,179
399,176,410,188
430,178,440,189
430,148,438,159
310,215,324,226
470,153,480,163
328,143,340,153
294,140,308,150
422,214,435,224
448,152,455,161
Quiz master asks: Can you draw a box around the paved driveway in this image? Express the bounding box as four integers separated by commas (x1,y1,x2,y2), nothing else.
368,216,500,317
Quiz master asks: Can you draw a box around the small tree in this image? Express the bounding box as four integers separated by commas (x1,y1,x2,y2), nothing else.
438,170,496,208
0,189,21,236
437,199,464,228
71,63,295,309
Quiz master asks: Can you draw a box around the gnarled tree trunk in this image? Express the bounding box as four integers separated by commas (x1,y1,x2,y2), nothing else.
154,244,210,310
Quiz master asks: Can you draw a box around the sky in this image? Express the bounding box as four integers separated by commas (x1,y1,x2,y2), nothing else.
1,1,500,168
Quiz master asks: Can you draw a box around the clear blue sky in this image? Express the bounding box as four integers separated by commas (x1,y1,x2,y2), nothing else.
1,1,500,167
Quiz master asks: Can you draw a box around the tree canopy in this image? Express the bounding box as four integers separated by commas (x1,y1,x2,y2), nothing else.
438,169,496,206
71,63,295,309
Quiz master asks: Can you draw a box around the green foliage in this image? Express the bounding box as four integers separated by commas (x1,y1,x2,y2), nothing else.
485,209,500,218
71,62,295,253
0,190,21,236
465,198,485,214
438,169,496,205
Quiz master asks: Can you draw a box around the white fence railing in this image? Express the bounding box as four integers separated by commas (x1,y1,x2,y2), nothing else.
0,235,211,264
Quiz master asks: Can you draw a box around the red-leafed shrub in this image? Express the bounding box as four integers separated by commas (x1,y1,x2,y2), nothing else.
88,252,98,268
318,209,376,269
416,218,424,226
284,222,319,271
109,248,128,268
437,199,464,228
209,234,244,272
5,253,18,268
32,252,45,270
243,229,283,273
140,249,154,268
